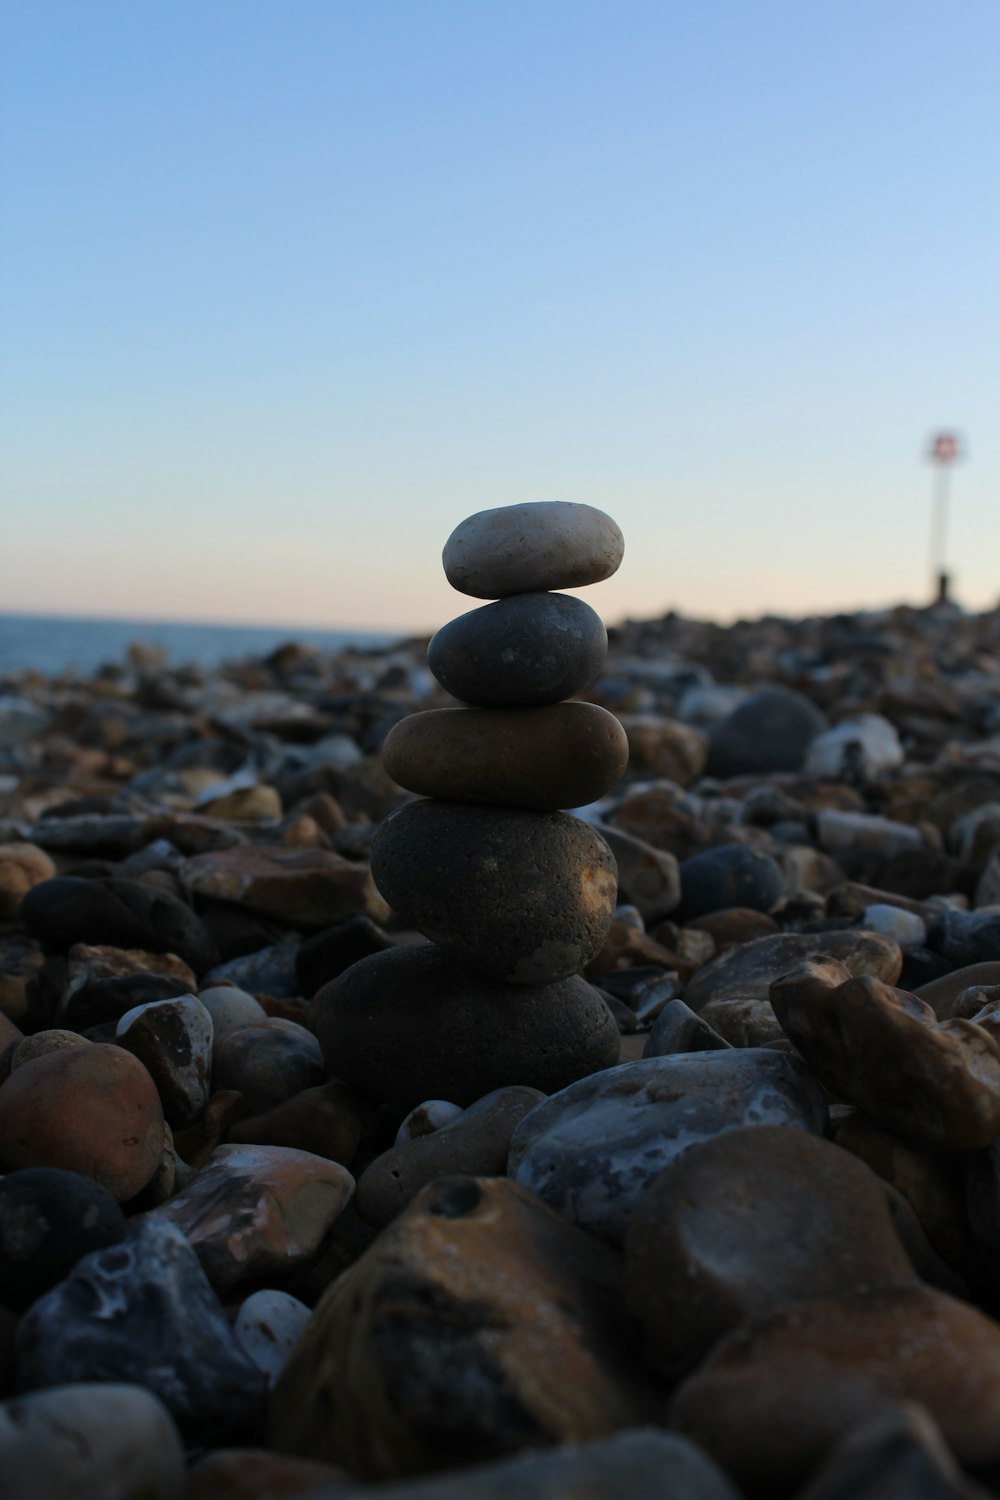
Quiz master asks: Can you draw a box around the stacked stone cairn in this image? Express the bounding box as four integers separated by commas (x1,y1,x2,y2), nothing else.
316,502,630,1105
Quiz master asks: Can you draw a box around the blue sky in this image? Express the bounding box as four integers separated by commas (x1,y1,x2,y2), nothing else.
1,1,997,631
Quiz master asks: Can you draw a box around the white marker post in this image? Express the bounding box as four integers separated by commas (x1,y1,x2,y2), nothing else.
927,431,961,604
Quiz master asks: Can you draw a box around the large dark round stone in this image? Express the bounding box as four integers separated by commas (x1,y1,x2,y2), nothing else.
678,844,784,921
315,943,620,1105
428,592,608,706
382,703,628,810
370,801,618,985
0,1167,127,1313
706,687,826,779
20,876,217,974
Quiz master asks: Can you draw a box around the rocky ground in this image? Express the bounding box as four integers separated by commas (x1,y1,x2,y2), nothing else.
0,598,999,1499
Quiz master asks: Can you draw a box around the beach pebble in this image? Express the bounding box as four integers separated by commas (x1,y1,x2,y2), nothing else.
671,1284,1000,1495
817,808,925,858
370,801,618,985
0,1042,165,1201
643,997,733,1056
185,1449,348,1500
442,501,624,599
0,843,56,923
316,943,619,1105
596,824,681,923
795,1402,983,1500
0,1166,127,1313
0,1382,185,1500
269,1176,657,1477
383,703,628,810
295,915,393,998
200,934,301,998
356,1085,545,1226
395,1098,465,1141
928,907,1000,968
146,1143,354,1292
115,993,213,1126
20,875,217,973
212,1018,325,1114
10,1027,89,1069
624,1125,915,1379
233,1289,311,1388
804,713,904,782
916,961,1000,1018
861,902,927,948
687,905,780,949
770,956,1000,1149
226,1079,366,1165
683,927,902,1011
706,686,826,778
617,715,708,785
198,983,268,1042
16,1217,265,1443
300,1429,743,1500
677,844,784,921
427,591,608,705
179,846,389,928
508,1049,829,1242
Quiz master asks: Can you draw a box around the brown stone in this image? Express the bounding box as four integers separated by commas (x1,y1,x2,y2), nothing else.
355,1086,545,1226
596,825,681,924
611,785,712,861
185,1448,349,1500
226,1080,367,1167
625,1125,915,1380
179,846,389,929
671,1284,1000,1496
0,935,45,1023
270,1176,660,1479
698,996,785,1047
147,1143,355,1292
834,1112,968,1267
10,1028,89,1071
383,704,628,811
771,957,1000,1149
688,906,780,950
0,1043,165,1201
684,928,902,1012
199,784,283,822
174,1089,248,1169
64,941,198,995
0,842,56,922
617,715,708,786
916,963,1000,1020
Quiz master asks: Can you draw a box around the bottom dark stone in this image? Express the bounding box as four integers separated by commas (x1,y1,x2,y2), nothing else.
315,943,620,1106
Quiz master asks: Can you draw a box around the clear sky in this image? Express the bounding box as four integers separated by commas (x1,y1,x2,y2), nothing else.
1,1,997,634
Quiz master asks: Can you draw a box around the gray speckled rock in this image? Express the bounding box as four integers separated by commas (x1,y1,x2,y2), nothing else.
508,1050,829,1242
0,1383,185,1500
427,592,609,706
370,801,618,985
316,943,619,1106
15,1218,265,1443
442,502,624,599
383,703,628,811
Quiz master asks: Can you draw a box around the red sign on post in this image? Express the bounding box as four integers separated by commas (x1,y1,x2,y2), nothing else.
930,432,961,463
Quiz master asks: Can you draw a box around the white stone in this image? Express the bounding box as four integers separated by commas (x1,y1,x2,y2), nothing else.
0,1382,184,1500
861,904,927,949
804,714,904,781
442,502,624,599
234,1288,311,1387
198,984,267,1042
816,809,924,858
395,1099,465,1144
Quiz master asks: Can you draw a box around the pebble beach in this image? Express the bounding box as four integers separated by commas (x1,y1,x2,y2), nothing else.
1,504,1000,1499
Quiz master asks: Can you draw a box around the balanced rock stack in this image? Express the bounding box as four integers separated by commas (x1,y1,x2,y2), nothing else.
316,502,630,1105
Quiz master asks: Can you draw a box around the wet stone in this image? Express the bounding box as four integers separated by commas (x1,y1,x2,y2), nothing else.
508,1049,829,1242
316,943,619,1106
427,591,608,706
147,1143,355,1292
370,801,618,985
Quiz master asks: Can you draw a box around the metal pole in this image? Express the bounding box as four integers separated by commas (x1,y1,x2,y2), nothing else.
931,462,951,604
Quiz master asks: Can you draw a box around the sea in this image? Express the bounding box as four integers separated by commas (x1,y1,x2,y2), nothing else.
0,612,402,678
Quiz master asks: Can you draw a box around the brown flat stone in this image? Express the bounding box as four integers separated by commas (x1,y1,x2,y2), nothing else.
383,704,628,810
180,846,389,929
684,928,902,1012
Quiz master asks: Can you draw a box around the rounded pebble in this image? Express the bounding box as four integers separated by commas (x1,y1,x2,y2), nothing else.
427,591,608,705
442,501,624,599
